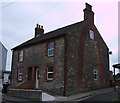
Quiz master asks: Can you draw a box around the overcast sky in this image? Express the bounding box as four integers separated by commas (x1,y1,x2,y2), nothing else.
1,1,119,73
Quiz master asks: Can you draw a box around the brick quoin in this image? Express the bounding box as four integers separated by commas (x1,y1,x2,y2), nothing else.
93,25,104,87
10,50,14,86
77,24,88,89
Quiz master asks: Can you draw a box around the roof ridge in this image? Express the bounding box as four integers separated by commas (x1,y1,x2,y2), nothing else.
12,20,85,50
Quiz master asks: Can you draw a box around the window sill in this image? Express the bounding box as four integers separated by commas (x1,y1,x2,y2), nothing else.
18,61,23,63
17,80,22,82
46,80,54,82
47,55,54,58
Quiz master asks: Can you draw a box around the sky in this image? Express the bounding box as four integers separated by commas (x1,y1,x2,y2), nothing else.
1,0,119,73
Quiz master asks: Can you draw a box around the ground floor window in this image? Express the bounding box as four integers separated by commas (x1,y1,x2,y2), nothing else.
45,63,55,81
17,68,23,81
47,65,54,80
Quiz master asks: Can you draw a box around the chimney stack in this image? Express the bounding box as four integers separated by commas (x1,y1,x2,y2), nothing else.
35,24,44,37
83,3,94,24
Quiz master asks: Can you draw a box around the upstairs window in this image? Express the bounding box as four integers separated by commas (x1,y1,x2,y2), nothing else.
94,70,98,80
17,68,23,81
48,42,54,57
90,30,94,40
18,49,24,62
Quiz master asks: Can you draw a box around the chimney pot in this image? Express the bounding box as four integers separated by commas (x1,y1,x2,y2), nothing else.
85,3,92,11
37,24,39,28
35,24,44,37
41,26,43,29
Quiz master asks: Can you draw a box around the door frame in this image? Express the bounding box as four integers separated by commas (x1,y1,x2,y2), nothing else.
35,66,39,89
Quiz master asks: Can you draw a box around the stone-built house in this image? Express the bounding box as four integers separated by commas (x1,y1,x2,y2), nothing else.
10,3,110,96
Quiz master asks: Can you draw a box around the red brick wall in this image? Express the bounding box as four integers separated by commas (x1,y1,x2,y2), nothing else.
93,25,104,87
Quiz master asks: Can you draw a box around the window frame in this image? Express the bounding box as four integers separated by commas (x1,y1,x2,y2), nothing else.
89,30,94,40
45,63,55,81
46,40,55,57
47,65,54,80
18,49,24,62
17,68,23,82
48,42,54,57
94,70,98,80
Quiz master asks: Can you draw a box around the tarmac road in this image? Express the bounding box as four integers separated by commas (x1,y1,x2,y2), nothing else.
82,90,118,101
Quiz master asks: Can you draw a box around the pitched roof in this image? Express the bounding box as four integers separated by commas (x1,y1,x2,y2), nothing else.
12,20,85,50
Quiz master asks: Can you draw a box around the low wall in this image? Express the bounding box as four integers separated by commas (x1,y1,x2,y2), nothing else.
8,89,42,101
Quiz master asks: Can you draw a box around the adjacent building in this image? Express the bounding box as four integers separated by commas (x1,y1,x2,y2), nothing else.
0,42,8,90
0,42,7,73
9,3,110,96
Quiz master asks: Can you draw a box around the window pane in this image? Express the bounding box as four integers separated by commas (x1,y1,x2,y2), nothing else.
19,50,23,62
94,70,97,80
18,75,22,80
48,73,53,79
20,50,23,56
90,30,94,39
18,68,22,81
19,75,22,80
48,49,54,56
48,42,54,49
18,69,22,73
48,66,53,72
94,74,97,79
19,56,23,62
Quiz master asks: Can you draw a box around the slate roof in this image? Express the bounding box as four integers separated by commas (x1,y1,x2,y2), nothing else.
12,21,85,50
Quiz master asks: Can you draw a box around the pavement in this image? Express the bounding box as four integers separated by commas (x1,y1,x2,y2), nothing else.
54,87,115,101
1,87,117,102
2,93,32,102
42,92,55,101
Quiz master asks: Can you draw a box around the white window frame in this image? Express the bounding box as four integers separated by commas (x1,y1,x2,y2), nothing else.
90,30,94,40
94,70,98,80
47,65,53,80
19,50,23,62
18,68,22,81
48,42,54,57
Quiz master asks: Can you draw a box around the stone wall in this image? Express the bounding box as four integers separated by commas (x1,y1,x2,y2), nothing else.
11,21,110,96
11,37,65,95
65,20,110,95
8,89,42,101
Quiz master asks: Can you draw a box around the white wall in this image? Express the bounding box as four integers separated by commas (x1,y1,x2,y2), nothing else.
0,42,7,73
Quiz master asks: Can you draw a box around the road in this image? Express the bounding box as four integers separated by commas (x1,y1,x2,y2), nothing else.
82,90,118,101
1,89,119,102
